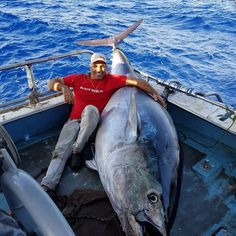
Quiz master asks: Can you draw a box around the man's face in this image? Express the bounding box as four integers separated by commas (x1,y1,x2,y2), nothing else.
90,61,106,80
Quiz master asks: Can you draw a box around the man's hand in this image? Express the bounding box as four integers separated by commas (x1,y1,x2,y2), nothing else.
152,94,167,108
61,85,74,104
48,78,74,104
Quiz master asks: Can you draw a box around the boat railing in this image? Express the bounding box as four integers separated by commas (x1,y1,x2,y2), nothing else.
0,50,94,111
0,50,234,113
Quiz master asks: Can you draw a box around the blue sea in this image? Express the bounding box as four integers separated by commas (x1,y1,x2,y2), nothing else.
0,0,236,108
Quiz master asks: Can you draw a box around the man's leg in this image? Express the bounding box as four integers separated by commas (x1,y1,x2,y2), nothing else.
41,119,80,190
72,105,100,153
70,105,99,170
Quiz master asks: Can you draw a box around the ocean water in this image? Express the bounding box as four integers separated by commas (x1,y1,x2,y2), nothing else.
0,0,235,108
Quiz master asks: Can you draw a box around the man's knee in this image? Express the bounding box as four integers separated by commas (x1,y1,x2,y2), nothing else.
82,105,100,121
52,150,64,160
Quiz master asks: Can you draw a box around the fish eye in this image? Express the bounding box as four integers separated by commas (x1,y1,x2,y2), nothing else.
148,193,159,204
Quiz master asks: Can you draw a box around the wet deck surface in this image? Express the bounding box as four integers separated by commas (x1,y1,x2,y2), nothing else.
19,136,236,236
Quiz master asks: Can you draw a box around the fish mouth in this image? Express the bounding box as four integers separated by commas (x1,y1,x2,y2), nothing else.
142,222,164,236
135,211,167,236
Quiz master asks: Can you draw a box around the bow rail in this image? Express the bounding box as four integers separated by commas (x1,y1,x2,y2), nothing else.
0,50,94,110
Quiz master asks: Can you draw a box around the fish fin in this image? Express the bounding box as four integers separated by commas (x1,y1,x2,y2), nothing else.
77,19,143,47
126,90,138,143
85,159,98,171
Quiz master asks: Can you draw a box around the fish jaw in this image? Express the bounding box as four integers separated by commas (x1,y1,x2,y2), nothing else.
118,206,167,236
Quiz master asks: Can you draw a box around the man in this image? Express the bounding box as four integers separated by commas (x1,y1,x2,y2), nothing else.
41,53,165,194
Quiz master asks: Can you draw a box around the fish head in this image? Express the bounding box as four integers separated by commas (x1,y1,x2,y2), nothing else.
107,146,167,236
135,188,167,236
116,185,167,236
121,187,167,236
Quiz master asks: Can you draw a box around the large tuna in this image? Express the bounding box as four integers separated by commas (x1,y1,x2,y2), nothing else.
80,19,181,235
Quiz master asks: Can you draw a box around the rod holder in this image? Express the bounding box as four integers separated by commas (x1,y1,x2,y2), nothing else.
25,64,36,90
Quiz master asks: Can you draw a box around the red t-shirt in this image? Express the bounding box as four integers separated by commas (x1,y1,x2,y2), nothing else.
63,73,127,119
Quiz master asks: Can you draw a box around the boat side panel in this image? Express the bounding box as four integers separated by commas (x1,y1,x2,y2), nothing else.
169,104,236,152
2,104,71,148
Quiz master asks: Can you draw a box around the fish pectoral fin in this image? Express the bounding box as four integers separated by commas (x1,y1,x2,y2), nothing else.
85,159,98,171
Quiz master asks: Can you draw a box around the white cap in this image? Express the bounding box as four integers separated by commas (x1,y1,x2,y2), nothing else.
90,53,106,64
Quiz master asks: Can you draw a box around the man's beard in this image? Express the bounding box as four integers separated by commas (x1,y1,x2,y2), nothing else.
94,73,104,80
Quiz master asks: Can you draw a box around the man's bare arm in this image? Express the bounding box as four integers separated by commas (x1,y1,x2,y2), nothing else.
125,78,166,107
